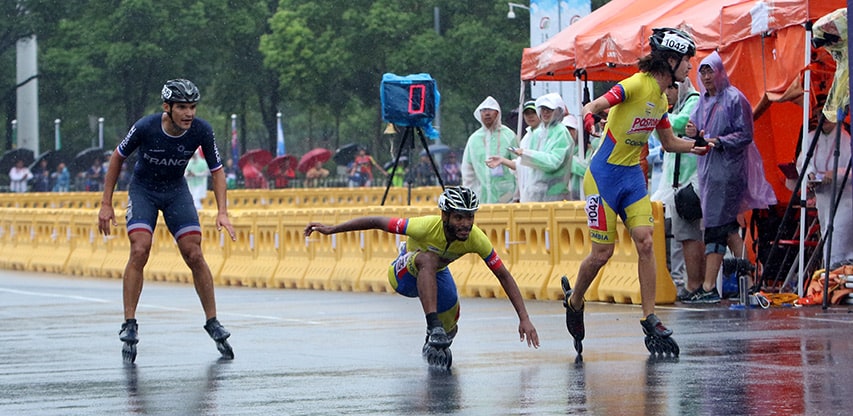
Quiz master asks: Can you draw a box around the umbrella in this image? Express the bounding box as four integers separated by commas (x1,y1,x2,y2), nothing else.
0,148,35,173
238,149,273,170
70,147,104,174
333,143,360,166
28,150,65,172
298,148,332,173
383,155,409,171
419,143,451,158
265,154,298,177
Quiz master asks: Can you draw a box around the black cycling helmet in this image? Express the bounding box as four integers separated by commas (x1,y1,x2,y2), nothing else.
161,79,201,103
649,28,696,58
438,186,480,214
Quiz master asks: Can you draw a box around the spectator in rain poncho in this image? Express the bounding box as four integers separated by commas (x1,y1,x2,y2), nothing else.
488,93,573,202
650,79,701,299
813,8,848,124
185,148,210,210
685,51,776,303
461,96,518,203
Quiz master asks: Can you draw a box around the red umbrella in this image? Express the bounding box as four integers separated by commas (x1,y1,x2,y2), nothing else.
238,149,273,170
266,154,298,177
297,148,332,173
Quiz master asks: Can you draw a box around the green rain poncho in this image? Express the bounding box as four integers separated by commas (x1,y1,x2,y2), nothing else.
461,96,519,203
516,93,573,202
650,79,700,217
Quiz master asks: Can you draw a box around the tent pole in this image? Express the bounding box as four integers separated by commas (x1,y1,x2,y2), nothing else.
798,23,813,298
517,80,526,139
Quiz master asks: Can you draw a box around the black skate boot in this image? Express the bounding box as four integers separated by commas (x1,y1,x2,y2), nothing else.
561,276,585,359
204,317,234,360
640,313,679,357
119,319,138,363
422,326,454,370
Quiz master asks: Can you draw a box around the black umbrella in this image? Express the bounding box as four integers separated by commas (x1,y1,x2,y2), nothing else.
0,148,35,173
28,150,66,172
70,147,105,174
383,155,409,171
333,143,360,166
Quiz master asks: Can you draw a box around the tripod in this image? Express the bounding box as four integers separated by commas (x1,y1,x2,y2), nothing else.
381,126,445,205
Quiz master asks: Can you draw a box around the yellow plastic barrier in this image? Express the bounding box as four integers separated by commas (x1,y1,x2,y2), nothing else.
271,208,312,288
302,209,340,290
460,204,511,299
28,210,74,273
326,208,365,291
3,209,33,270
584,201,676,304
218,211,261,286
546,202,591,300
144,216,184,281
508,203,556,300
356,205,415,293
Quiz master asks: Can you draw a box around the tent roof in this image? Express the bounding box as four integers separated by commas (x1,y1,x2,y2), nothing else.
522,0,839,83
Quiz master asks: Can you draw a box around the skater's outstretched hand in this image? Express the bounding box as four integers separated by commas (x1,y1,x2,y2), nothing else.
519,318,540,348
304,222,332,237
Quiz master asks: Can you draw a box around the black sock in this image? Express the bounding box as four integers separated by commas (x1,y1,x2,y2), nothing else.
425,312,442,330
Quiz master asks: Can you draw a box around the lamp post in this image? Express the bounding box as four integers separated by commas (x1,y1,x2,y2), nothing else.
507,2,530,19
54,118,61,150
97,117,104,149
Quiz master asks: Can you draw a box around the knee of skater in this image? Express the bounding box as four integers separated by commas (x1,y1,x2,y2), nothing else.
128,245,151,264
180,247,205,267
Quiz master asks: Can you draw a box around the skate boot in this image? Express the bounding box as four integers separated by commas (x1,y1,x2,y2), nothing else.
119,319,138,363
561,276,585,358
422,326,454,370
640,314,679,357
204,317,234,360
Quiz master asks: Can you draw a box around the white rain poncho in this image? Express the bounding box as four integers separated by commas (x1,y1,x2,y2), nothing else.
461,96,519,203
693,52,776,228
515,93,573,202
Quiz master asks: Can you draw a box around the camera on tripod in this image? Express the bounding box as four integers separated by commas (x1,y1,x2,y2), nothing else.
380,73,440,128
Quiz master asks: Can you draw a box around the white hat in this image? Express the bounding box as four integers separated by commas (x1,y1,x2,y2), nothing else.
561,114,579,130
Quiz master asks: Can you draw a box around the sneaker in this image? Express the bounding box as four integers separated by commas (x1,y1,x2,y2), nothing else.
426,326,452,348
701,288,722,304
204,317,231,342
683,287,721,304
119,319,138,344
676,286,692,301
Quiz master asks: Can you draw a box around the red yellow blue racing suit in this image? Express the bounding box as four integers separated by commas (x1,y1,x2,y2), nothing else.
584,72,670,243
386,215,503,333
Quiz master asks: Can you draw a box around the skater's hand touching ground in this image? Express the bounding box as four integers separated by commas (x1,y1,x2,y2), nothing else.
519,318,540,348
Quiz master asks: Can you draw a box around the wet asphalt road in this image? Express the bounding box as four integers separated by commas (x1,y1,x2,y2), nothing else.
1,270,851,415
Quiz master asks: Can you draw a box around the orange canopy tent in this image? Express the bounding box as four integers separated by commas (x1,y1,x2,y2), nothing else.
521,0,840,203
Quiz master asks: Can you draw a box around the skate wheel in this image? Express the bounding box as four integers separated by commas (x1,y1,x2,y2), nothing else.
217,340,235,360
122,343,137,363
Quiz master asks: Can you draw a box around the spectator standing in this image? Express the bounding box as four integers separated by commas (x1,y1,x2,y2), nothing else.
461,96,518,203
85,157,105,192
31,159,51,192
487,93,573,202
441,153,461,186
796,120,853,267
684,51,775,303
9,159,33,193
305,160,330,187
352,147,387,187
412,154,437,186
650,80,702,299
224,158,239,189
185,148,210,210
52,162,71,192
